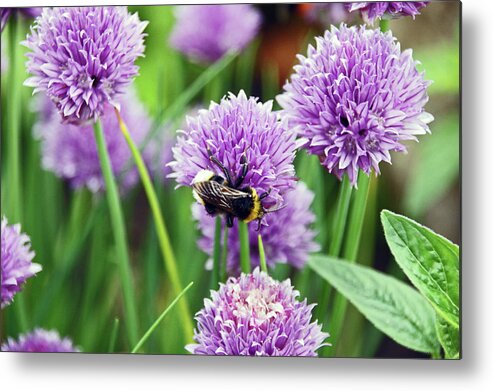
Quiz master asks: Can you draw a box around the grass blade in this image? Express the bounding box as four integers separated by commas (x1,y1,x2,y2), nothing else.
132,282,194,354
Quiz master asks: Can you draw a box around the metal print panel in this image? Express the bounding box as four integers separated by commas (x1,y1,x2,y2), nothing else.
0,2,460,358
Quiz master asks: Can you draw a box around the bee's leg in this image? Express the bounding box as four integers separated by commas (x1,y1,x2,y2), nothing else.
226,214,234,228
256,218,262,232
234,152,249,188
259,188,272,200
207,147,234,186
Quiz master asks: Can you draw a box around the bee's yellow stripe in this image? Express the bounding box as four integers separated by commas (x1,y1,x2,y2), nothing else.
244,188,262,223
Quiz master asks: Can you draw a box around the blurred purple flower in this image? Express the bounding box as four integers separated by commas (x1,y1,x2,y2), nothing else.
193,182,320,273
277,25,433,186
168,90,298,211
1,217,41,308
23,7,147,124
33,89,167,193
2,328,79,352
347,2,429,24
1,8,42,32
303,3,352,27
187,268,328,356
169,4,261,63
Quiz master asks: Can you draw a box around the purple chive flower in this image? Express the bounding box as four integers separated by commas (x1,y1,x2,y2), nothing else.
33,89,162,193
277,25,433,185
193,182,320,273
169,5,262,63
1,328,79,352
303,3,352,27
1,8,42,32
23,7,147,124
347,2,429,24
187,268,328,356
1,217,42,308
168,90,298,211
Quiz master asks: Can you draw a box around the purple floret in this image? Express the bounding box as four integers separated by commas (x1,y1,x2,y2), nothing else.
169,4,261,63
347,2,429,24
168,90,298,211
2,328,79,352
187,268,329,356
33,89,168,193
23,7,147,124
277,24,433,186
1,217,41,308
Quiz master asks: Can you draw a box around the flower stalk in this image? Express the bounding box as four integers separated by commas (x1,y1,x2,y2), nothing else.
115,109,194,343
6,15,22,224
239,221,251,274
317,175,352,322
220,226,229,281
328,172,371,356
6,15,29,332
93,119,139,347
380,19,390,32
258,234,268,274
211,216,222,288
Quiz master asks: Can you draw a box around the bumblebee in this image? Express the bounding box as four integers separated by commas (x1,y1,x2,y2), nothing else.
192,149,282,229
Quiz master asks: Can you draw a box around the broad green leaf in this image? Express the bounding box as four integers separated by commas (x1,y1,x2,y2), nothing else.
309,255,440,354
381,210,459,328
436,317,460,359
403,114,459,217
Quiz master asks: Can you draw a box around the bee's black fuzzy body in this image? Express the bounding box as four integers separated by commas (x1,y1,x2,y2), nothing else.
192,150,279,229
192,170,262,228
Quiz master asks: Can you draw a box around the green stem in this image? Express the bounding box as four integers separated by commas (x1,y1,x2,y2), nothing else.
211,217,222,289
317,175,352,322
258,234,268,273
329,175,353,256
379,19,390,32
220,226,229,281
342,174,371,261
6,15,22,223
239,221,251,274
115,110,194,343
330,172,371,357
431,350,442,359
131,282,194,354
6,15,29,333
108,318,120,353
93,119,139,347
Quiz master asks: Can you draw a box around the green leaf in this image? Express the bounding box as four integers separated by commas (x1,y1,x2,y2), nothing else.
403,114,459,217
309,255,440,354
381,210,459,328
436,317,460,359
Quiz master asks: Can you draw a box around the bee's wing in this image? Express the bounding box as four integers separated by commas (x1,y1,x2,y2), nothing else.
193,181,249,214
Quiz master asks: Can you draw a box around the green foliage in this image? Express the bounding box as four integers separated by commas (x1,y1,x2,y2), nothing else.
381,210,460,358
415,43,459,96
436,317,460,359
309,255,440,355
381,210,459,328
404,114,459,217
